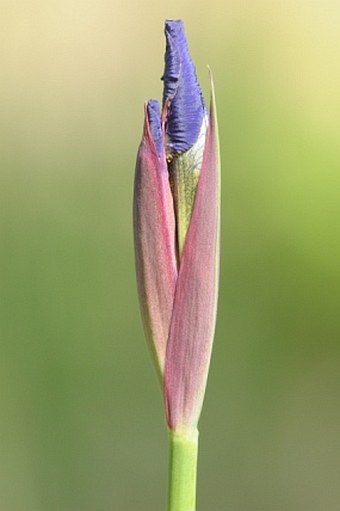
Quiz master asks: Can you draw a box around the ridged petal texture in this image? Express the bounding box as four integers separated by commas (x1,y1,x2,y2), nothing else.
162,20,206,154
133,104,178,375
164,84,220,432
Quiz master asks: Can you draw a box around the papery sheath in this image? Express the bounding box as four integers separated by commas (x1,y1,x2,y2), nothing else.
164,77,220,432
133,104,178,375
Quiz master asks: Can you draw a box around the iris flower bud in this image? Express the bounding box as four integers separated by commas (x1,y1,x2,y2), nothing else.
133,19,220,436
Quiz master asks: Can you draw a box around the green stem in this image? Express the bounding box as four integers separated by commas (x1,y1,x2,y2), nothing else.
168,429,199,511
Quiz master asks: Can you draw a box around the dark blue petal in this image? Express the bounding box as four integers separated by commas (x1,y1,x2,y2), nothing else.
162,19,206,153
147,99,163,157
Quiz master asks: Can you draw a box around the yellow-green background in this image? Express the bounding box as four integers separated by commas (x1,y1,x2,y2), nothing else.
1,1,340,510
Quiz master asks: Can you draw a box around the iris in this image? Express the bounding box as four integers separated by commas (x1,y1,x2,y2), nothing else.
134,14,220,426
133,20,220,511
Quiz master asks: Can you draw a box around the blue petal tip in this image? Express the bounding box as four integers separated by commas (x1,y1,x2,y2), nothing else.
162,19,206,153
147,99,163,157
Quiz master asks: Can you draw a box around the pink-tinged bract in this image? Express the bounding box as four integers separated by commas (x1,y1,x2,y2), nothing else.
164,81,220,433
133,105,178,375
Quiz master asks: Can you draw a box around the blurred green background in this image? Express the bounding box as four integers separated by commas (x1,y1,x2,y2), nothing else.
1,1,340,510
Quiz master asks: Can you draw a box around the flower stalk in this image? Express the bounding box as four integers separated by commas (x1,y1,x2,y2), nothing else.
168,430,199,511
